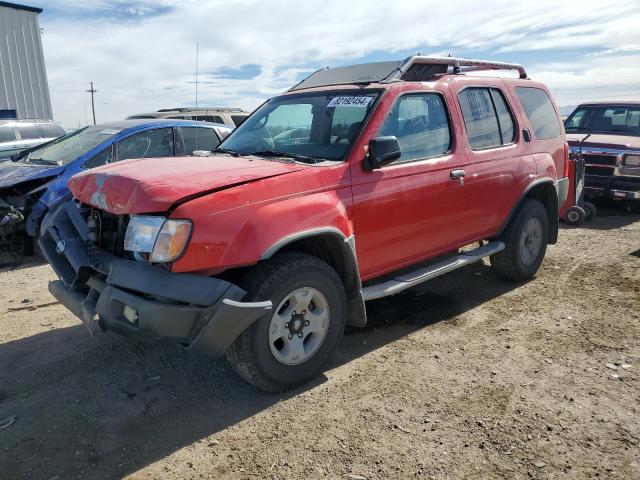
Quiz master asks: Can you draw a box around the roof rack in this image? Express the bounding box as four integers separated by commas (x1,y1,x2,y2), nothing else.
389,56,527,81
289,56,527,91
156,107,244,113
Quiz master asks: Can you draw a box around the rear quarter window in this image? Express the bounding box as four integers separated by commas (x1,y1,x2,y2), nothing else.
516,87,561,140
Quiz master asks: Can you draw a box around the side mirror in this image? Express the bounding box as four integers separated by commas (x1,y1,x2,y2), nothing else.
365,136,401,170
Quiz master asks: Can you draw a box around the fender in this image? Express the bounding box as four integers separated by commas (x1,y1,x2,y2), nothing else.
262,228,367,327
497,178,559,244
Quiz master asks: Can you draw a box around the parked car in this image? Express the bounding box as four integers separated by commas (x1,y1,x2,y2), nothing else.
0,119,231,264
0,120,66,161
565,101,640,205
127,107,250,127
41,56,568,391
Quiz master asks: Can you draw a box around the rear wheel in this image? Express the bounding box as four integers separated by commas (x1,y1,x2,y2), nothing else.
226,252,347,392
583,202,597,221
491,199,549,282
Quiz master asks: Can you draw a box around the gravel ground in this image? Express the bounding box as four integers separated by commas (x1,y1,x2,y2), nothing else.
0,208,638,479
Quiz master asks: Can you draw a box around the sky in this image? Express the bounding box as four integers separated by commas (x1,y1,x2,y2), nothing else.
30,0,640,128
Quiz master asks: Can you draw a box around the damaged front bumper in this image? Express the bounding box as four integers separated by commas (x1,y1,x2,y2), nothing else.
39,200,272,355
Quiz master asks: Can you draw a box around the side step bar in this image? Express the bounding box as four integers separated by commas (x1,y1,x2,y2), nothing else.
362,241,505,301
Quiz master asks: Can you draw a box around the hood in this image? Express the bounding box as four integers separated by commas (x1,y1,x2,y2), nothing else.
68,155,306,214
566,133,640,150
0,162,65,190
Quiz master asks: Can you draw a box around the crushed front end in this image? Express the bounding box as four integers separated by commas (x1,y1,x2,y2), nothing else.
0,198,25,267
39,200,271,355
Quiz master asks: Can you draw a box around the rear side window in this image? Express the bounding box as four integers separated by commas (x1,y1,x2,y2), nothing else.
17,124,40,140
458,88,515,149
117,128,174,161
378,93,451,162
515,87,561,140
38,124,65,138
181,127,220,154
0,126,16,142
231,115,247,126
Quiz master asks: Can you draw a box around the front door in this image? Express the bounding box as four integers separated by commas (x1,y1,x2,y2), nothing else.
350,90,474,280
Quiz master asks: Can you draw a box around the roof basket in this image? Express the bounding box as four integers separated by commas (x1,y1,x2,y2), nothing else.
156,107,244,113
289,56,527,91
390,56,528,82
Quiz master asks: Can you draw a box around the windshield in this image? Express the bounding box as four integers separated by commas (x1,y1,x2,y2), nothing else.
220,91,380,161
565,105,640,136
20,126,122,165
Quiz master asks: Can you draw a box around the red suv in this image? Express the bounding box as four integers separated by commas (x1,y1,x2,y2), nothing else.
40,57,568,391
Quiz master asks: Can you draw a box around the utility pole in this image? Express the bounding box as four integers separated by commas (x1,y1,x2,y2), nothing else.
86,81,97,125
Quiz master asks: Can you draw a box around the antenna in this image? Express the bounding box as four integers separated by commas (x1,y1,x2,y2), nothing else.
195,42,199,109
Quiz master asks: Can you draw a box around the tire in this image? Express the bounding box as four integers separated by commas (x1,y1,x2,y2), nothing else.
583,202,597,221
226,252,347,392
564,206,586,225
490,199,549,282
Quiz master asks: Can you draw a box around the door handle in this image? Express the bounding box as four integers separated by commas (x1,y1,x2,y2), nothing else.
450,169,465,186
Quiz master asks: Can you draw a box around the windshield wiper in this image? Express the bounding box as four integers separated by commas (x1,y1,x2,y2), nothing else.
252,150,320,164
213,147,241,157
20,156,58,165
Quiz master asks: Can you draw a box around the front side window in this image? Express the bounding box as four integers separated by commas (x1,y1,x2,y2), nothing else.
182,127,220,154
117,128,174,161
0,126,16,142
378,93,451,162
37,124,66,139
221,91,380,162
459,88,515,149
565,105,640,136
18,124,40,140
515,87,561,140
84,147,112,169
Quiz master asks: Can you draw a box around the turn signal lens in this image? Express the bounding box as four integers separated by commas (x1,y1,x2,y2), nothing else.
149,219,192,263
624,154,640,167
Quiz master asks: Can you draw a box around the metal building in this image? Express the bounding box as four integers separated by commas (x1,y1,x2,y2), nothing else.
0,2,52,120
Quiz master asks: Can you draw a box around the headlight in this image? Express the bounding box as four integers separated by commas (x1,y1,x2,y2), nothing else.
124,216,192,263
624,154,640,167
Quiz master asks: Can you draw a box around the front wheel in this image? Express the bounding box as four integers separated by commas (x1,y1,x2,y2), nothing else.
491,199,549,282
226,252,347,392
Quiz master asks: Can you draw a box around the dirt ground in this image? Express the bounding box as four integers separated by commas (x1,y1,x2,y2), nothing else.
0,207,638,480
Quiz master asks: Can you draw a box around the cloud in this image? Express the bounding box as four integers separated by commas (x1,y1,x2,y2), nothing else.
39,0,640,127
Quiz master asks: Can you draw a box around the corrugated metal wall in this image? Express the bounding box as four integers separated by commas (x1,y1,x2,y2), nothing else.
0,5,52,120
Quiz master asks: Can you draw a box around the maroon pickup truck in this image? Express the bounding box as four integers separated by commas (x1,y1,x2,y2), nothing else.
40,56,568,391
565,101,640,206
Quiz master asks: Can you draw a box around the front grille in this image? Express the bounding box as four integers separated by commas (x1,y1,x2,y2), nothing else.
585,165,614,177
584,154,618,166
87,208,130,257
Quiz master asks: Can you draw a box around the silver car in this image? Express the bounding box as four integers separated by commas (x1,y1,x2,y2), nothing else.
0,120,66,161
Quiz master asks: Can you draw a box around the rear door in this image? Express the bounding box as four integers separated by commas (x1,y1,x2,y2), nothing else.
450,82,534,237
350,89,474,279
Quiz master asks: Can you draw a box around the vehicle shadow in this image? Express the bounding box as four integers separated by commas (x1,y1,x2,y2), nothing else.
0,262,521,479
0,256,45,273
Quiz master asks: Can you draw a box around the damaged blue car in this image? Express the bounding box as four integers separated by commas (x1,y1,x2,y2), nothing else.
0,119,232,265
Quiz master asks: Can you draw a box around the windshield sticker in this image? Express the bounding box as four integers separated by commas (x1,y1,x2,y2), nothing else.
327,96,373,108
99,129,122,135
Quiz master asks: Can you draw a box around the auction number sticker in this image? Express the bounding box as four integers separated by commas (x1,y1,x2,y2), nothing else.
327,96,372,108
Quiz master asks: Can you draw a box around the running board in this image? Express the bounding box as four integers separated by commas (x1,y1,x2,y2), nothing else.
361,241,505,301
